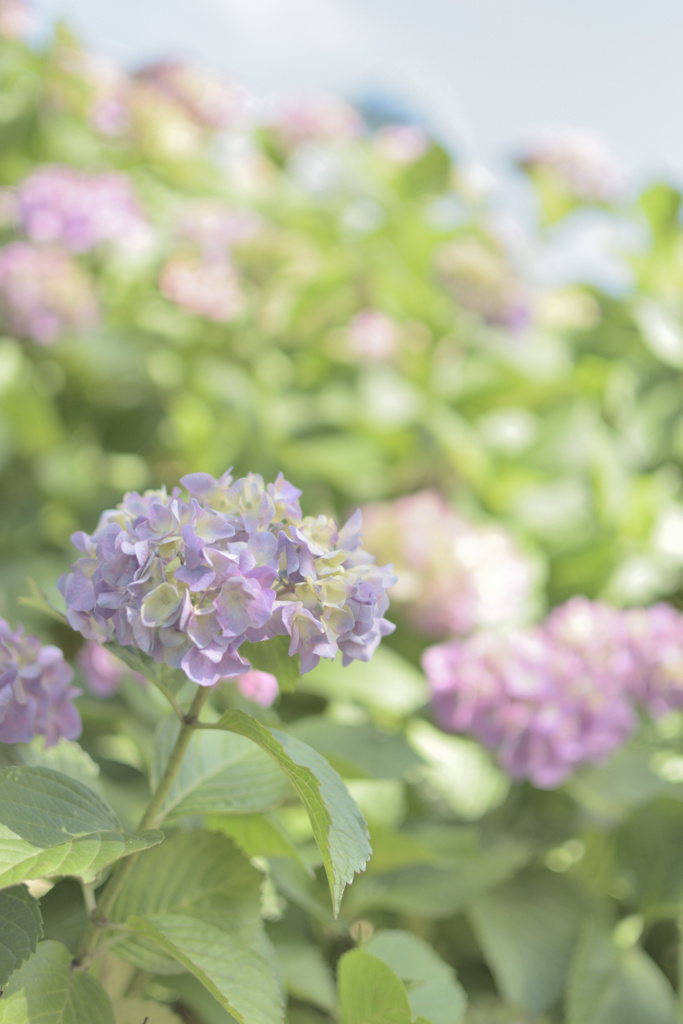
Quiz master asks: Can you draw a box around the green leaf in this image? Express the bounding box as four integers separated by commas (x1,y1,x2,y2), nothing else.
0,766,162,887
290,719,423,780
241,634,301,692
272,939,337,1014
125,914,283,1024
215,709,371,916
0,738,104,798
109,830,263,975
0,885,42,987
614,798,683,919
104,638,188,695
17,577,67,625
468,870,583,1019
151,716,292,822
110,997,185,1023
565,920,677,1024
364,930,467,1024
0,939,115,1023
337,948,412,1024
207,813,310,871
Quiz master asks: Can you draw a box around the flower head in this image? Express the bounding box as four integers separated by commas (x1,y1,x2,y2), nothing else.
16,166,148,253
0,242,98,344
518,126,623,204
59,471,395,687
0,619,81,746
361,491,534,638
435,237,531,331
134,61,244,130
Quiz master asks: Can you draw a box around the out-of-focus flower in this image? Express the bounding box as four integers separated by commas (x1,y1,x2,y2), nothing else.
518,126,623,204
0,0,32,39
0,619,81,746
175,200,262,261
77,640,146,697
45,44,131,137
374,124,429,165
16,166,148,253
134,61,244,131
236,668,279,707
361,491,534,638
159,256,244,322
436,237,532,330
266,93,363,149
59,471,395,686
0,242,98,344
423,596,683,788
347,310,400,362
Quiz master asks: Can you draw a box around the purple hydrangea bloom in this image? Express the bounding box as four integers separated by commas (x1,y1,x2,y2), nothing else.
0,242,99,344
0,619,81,746
422,595,683,788
16,166,148,253
59,471,395,688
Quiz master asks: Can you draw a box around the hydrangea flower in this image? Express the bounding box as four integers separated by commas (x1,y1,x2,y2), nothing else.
175,200,262,261
361,491,534,638
266,94,363,149
373,124,429,165
347,310,400,362
0,0,31,39
518,126,623,204
0,242,98,344
159,256,244,322
134,61,244,130
77,640,146,697
16,166,148,253
435,237,532,331
0,619,81,746
59,471,395,687
423,596,683,788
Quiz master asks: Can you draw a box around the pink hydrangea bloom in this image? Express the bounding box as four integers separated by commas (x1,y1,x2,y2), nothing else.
134,61,244,130
361,491,534,638
347,310,400,362
77,641,146,697
236,669,279,707
159,256,244,322
519,126,623,203
0,242,98,344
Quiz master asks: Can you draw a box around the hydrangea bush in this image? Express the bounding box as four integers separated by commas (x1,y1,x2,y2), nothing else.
4,6,683,1023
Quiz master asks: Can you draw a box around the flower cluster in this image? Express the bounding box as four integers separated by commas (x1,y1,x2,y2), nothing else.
423,596,683,788
159,256,244,322
16,166,148,253
134,61,243,131
266,94,363,149
435,237,531,331
59,471,395,687
0,242,98,343
361,491,534,638
0,619,81,746
518,126,623,204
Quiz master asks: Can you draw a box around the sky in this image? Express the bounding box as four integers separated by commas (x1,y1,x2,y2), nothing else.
31,0,683,186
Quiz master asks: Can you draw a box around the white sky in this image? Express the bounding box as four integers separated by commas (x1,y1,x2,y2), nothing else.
31,0,683,184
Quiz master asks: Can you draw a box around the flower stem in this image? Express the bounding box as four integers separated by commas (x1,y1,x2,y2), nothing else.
73,685,211,967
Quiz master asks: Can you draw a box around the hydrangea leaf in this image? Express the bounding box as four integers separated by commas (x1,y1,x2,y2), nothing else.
104,638,188,695
241,634,301,692
207,812,311,872
469,870,582,1019
109,997,184,1024
364,930,467,1024
151,716,292,822
0,939,115,1023
109,830,263,975
566,919,677,1024
215,709,371,916
0,885,43,987
290,718,424,780
0,766,162,887
125,913,283,1024
337,948,412,1024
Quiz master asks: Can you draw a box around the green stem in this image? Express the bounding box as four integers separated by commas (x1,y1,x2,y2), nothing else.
73,685,211,967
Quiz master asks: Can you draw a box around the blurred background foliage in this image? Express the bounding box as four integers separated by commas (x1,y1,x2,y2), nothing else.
5,9,683,1023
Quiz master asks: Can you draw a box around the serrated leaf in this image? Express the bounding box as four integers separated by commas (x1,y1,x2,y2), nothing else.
1,738,104,798
215,709,371,916
0,939,115,1023
566,920,677,1024
364,930,467,1024
0,766,162,886
109,830,263,974
0,885,42,987
126,914,283,1024
337,948,412,1024
469,870,582,1019
152,717,292,822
